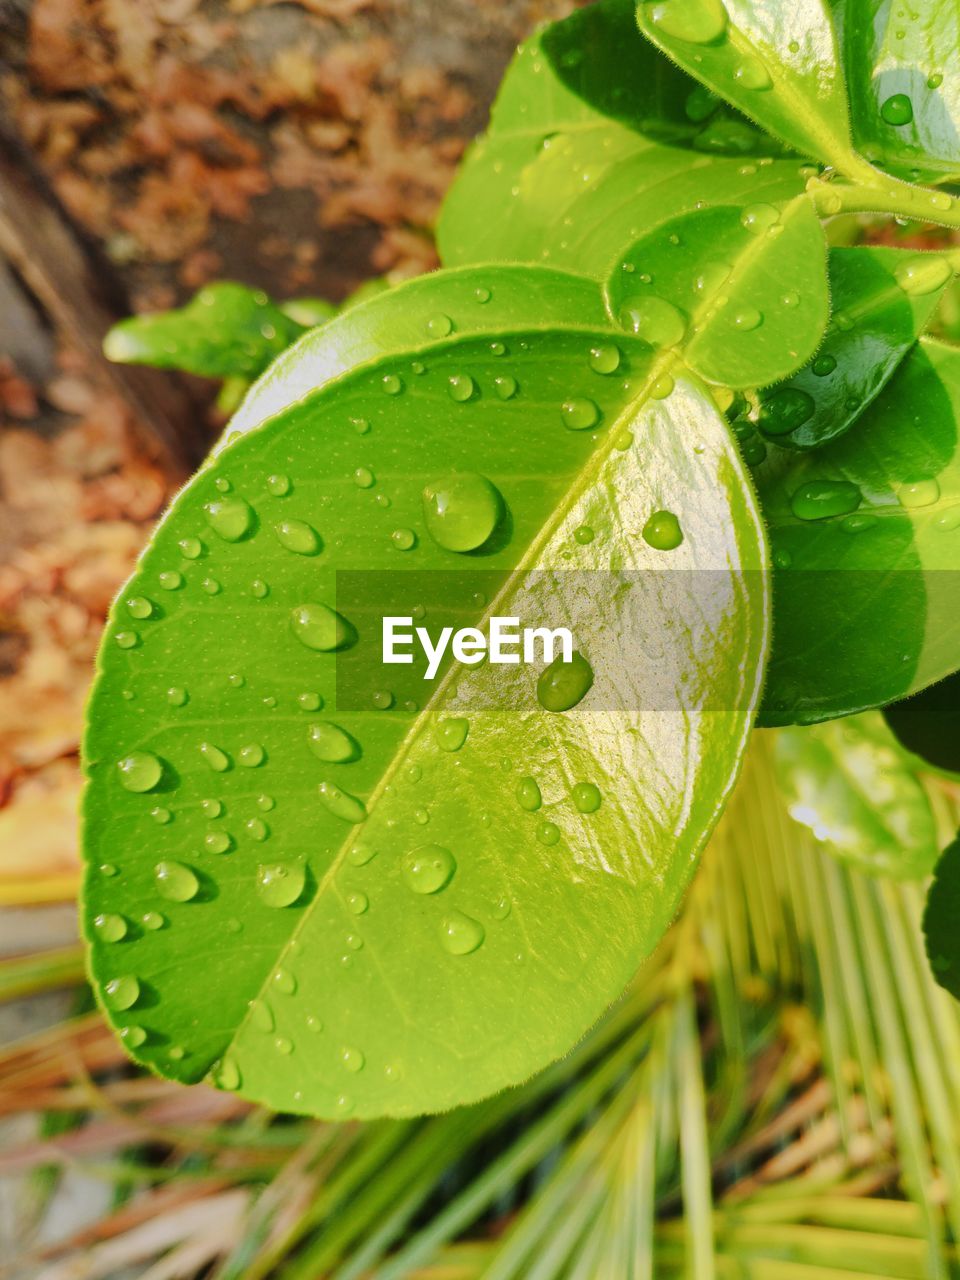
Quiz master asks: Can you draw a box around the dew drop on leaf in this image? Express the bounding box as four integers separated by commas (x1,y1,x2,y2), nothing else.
536,651,594,712
246,818,269,841
402,844,457,894
318,781,367,824
93,913,128,942
647,0,728,44
426,313,453,337
273,968,296,994
115,631,139,649
290,602,355,651
898,478,940,508
733,57,772,90
117,751,163,793
516,776,542,811
560,397,601,430
126,596,154,619
178,537,203,559
341,1046,365,1073
199,741,230,772
203,496,254,542
740,203,780,234
758,388,816,436
308,721,358,763
494,375,518,399
391,527,416,550
346,891,369,915
274,519,321,555
275,1037,293,1055
166,686,188,707
571,782,602,813
894,254,952,295
537,820,561,846
448,374,475,402
216,1057,241,1090
204,831,232,854
588,343,621,374
642,510,684,550
266,473,291,497
618,295,686,346
732,308,762,331
422,473,503,552
105,975,140,1010
256,861,306,908
880,93,914,125
812,353,837,376
155,860,200,902
440,911,485,955
436,717,469,752
121,1025,146,1048
382,374,403,395
790,480,862,521
142,911,165,931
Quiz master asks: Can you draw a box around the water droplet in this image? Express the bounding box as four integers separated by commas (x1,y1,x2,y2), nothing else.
694,260,732,295
895,254,952,295
732,308,762,331
257,861,306,908
179,537,203,559
346,890,369,914
588,343,621,374
422,473,503,552
898,478,940,508
402,844,456,894
155,860,199,902
273,967,296,995
159,570,183,592
216,1057,241,1090
382,374,403,396
352,416,370,434
574,524,595,545
252,579,269,599
117,751,163,792
246,818,269,841
537,651,594,712
516,776,542,811
298,691,323,711
372,690,394,710
251,999,274,1031
642,510,684,550
812,353,837,376
274,519,321,556
648,0,727,44
93,913,128,943
790,480,862,521
121,1025,146,1048
740,203,780,234
618,294,686,346
734,57,772,90
490,341,506,356
347,843,378,867
448,374,476,402
318,781,367,824
928,72,944,89
341,1045,365,1073
308,721,358,763
391,527,416,550
881,93,914,125
536,820,561,846
436,718,468,752
201,577,221,595
571,781,602,813
204,831,232,854
142,911,165,931
291,602,355,651
115,631,139,649
257,794,275,811
99,863,118,877
651,374,675,400
126,596,154,619
199,741,230,772
151,806,171,824
105,975,140,1010
759,387,816,436
306,1014,324,1032
214,476,232,493
494,375,518,399
440,911,485,955
560,397,601,431
353,466,375,489
203,496,254,542
274,1036,293,1055
266,473,291,497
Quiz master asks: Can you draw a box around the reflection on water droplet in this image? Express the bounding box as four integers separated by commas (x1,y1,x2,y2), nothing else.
618,294,686,346
642,510,684,550
274,1036,293,1055
142,911,165,930
105,975,140,1010
121,1025,146,1048
238,743,265,768
572,781,602,813
648,0,727,43
574,524,595,545
274,519,321,555
734,57,772,90
560,397,601,430
790,480,861,521
436,718,468,752
291,603,355,651
895,254,952,295
155,861,199,902
422,473,503,552
426,313,453,337
898,478,940,508
740,203,780,234
298,692,322,711
199,741,230,772
588,343,620,374
94,913,128,942
159,571,183,592
273,968,296,995
516,776,542,811
537,651,594,712
440,911,485,955
318,781,367,824
179,537,203,559
812,353,837,376
382,374,403,395
537,821,561,846
308,721,358,763
203,496,254,542
759,387,815,436
266,473,291,496
881,93,914,125
341,1046,365,1072
403,844,456,894
257,861,306,908
391,527,416,550
448,374,475,402
346,890,369,914
115,631,139,649
117,751,163,792
494,375,518,400
732,308,762,331
204,831,232,854
246,818,269,841
126,596,153,619
216,1057,241,1090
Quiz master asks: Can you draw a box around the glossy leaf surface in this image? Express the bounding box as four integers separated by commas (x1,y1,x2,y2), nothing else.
104,282,310,380
636,0,860,173
758,338,960,725
833,0,960,181
885,670,960,776
83,265,769,1118
925,833,960,1001
774,713,938,879
752,246,951,449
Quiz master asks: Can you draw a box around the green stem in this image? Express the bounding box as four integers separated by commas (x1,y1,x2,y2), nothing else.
809,172,960,232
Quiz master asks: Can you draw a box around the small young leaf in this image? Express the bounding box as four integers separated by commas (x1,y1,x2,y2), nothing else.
924,834,960,1001
636,0,864,176
834,0,960,182
104,282,310,380
774,712,939,879
758,337,960,725
885,670,960,776
752,246,952,450
83,264,769,1118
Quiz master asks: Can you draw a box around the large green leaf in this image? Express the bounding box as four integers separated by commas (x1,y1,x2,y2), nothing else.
833,0,960,182
635,0,867,176
758,336,960,725
925,833,960,1001
885,670,960,775
82,264,769,1118
774,713,939,878
750,245,951,450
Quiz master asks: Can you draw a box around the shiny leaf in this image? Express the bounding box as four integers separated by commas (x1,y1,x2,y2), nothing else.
758,337,960,724
774,712,939,879
83,264,768,1118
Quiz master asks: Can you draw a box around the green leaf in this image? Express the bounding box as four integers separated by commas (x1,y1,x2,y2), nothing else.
885,670,960,776
924,833,960,1000
82,264,769,1119
833,0,960,182
774,712,939,878
437,0,814,280
752,245,952,450
758,336,960,725
635,0,867,177
103,282,310,381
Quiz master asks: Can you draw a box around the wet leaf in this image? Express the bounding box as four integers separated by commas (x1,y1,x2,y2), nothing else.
885,670,960,776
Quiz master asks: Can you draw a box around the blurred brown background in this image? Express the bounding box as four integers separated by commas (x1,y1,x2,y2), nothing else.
0,0,572,910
